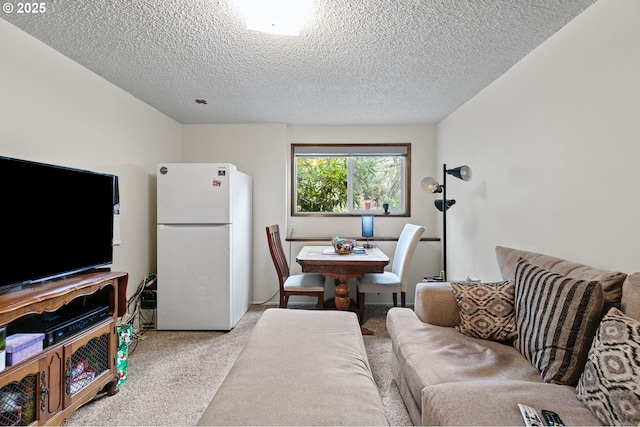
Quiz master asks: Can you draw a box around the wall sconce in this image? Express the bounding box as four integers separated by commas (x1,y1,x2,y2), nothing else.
421,164,473,280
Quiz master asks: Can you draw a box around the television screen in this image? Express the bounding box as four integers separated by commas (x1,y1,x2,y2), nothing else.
0,156,116,291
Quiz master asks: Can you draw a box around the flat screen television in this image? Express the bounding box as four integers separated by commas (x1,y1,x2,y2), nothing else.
0,156,116,292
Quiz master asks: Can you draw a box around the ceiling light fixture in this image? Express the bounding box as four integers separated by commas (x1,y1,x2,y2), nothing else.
236,0,313,36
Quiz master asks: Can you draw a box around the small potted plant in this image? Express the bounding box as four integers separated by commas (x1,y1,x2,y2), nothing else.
364,195,372,210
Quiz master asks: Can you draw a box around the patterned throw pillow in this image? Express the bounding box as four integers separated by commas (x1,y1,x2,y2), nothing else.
450,280,517,342
576,307,640,426
514,258,604,385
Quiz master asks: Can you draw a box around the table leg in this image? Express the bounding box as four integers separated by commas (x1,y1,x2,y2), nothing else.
334,282,351,310
332,280,374,335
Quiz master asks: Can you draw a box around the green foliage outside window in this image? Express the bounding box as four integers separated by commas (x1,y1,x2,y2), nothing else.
353,156,402,211
296,155,403,214
296,157,347,213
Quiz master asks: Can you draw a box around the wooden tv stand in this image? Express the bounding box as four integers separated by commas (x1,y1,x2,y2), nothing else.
0,271,128,426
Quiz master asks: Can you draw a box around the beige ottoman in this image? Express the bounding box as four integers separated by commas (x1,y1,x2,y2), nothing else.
198,308,389,426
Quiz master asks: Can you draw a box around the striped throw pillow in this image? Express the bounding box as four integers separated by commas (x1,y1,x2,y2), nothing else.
514,258,604,385
450,281,517,342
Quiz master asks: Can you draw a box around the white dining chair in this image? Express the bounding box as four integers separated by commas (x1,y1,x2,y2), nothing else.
357,223,425,323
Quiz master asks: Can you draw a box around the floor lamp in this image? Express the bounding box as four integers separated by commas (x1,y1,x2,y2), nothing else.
421,164,473,280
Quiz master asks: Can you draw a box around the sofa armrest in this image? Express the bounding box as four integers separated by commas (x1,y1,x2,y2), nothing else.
414,282,460,327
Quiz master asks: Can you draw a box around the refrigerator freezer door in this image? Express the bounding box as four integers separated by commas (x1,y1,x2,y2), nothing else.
157,224,232,330
157,163,232,224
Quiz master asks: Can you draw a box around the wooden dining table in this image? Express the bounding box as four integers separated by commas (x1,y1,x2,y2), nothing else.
295,245,390,330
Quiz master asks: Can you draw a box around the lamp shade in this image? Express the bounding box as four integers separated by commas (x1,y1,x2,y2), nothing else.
434,199,456,212
361,215,374,238
447,165,473,182
420,176,442,193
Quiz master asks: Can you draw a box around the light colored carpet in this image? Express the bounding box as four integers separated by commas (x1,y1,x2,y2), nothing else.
63,304,412,426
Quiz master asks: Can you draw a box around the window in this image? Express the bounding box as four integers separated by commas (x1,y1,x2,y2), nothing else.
292,143,411,216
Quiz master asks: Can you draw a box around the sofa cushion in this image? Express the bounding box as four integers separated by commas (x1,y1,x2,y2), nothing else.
621,272,640,322
386,307,542,411
496,245,625,315
514,259,604,385
450,280,517,342
421,380,602,426
576,307,640,426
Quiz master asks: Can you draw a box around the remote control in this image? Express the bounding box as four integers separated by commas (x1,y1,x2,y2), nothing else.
518,404,543,426
541,410,564,426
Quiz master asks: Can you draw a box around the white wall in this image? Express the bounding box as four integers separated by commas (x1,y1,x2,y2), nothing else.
436,0,640,280
182,125,441,304
0,19,183,297
181,124,289,304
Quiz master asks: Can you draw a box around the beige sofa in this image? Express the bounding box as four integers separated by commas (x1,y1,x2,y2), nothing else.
387,246,640,425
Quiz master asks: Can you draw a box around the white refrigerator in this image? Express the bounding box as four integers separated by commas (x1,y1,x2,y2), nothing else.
156,163,252,330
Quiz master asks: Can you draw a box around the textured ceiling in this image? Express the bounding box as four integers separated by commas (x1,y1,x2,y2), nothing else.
2,0,597,125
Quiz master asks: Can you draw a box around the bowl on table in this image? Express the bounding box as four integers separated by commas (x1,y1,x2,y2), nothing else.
332,237,357,255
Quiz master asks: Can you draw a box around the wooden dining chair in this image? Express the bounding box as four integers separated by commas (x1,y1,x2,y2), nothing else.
266,225,326,309
357,223,425,322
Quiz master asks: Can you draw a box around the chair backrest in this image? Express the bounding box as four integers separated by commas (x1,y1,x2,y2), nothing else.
266,225,290,287
391,223,425,291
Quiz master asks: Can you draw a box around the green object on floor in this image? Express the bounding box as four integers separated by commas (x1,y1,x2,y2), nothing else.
116,324,133,387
